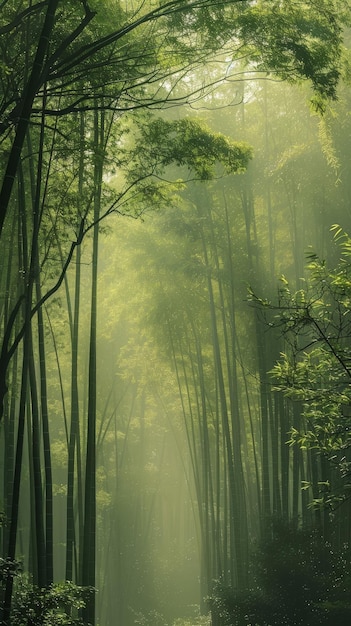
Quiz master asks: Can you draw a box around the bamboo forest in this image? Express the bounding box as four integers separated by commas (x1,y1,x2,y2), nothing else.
3,1,351,625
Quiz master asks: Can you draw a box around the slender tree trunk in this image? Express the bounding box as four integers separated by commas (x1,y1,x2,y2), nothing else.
1,144,36,622
2,296,32,624
1,208,20,561
280,396,290,518
36,279,54,585
66,112,85,583
28,329,47,588
82,108,104,625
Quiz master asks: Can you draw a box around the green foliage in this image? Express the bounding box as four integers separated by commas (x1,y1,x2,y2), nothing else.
0,511,22,585
172,614,211,626
237,0,346,101
210,520,351,626
130,116,252,181
0,557,22,587
11,576,93,626
254,226,351,508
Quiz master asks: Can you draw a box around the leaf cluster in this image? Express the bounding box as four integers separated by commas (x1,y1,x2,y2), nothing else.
236,0,345,101
129,116,252,181
257,226,351,506
11,577,94,626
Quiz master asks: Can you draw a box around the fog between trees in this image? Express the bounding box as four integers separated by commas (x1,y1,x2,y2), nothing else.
1,2,351,626
93,76,351,624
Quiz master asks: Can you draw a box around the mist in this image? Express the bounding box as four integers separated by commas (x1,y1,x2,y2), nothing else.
1,3,351,626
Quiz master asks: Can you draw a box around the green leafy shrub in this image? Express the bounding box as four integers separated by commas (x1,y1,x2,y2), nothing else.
209,520,351,626
11,576,93,626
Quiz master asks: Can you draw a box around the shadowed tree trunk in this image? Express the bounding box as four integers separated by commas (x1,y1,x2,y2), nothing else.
82,106,105,626
0,0,60,238
66,112,85,584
